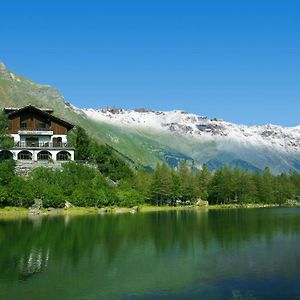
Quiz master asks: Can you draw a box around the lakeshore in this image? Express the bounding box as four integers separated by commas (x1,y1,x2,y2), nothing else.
0,203,287,219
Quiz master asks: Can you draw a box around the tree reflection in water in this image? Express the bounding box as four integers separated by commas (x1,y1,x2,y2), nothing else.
0,208,300,299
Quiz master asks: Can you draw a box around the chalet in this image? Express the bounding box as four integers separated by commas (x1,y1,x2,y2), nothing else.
1,105,74,161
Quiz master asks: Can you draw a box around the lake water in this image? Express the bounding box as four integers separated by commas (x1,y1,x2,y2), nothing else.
1,208,300,299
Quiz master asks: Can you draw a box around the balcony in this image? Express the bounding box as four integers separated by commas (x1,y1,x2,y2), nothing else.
18,128,54,135
14,142,73,149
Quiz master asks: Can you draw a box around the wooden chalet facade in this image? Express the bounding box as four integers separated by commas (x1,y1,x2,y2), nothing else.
1,105,75,161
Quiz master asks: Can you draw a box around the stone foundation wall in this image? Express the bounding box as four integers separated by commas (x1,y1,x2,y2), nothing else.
15,160,66,176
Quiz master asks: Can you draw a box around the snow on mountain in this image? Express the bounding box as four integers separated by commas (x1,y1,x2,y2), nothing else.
82,107,300,153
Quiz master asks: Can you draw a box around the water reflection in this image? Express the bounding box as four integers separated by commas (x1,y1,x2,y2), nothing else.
0,208,300,299
19,247,49,280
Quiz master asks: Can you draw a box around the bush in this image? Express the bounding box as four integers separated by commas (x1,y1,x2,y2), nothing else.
0,160,15,185
42,185,65,208
0,186,8,207
7,177,35,207
116,189,145,207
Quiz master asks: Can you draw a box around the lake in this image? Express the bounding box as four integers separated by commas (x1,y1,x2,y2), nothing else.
0,207,300,299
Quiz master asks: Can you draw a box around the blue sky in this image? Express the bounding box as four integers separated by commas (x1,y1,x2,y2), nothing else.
1,0,300,126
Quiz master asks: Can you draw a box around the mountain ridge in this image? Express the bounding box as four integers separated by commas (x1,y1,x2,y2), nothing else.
1,59,300,173
81,107,300,153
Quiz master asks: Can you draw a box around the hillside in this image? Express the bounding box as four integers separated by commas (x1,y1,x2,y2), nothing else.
1,60,300,173
0,61,141,166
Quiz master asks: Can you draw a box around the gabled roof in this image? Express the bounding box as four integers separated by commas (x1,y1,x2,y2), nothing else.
7,105,74,130
4,107,53,113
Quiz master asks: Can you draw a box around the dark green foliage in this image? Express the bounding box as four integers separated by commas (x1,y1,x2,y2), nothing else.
116,189,145,207
273,173,296,205
0,110,14,151
6,177,35,207
233,168,256,203
206,166,300,205
7,109,299,208
72,127,91,161
28,162,119,208
95,146,134,181
41,185,65,208
178,161,199,202
0,186,8,205
196,164,212,200
150,163,173,205
1,117,300,208
72,126,134,181
208,166,234,204
0,160,15,185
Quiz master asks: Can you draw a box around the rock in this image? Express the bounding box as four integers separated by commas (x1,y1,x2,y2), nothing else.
28,209,41,216
113,208,133,214
106,178,118,187
285,199,300,206
98,208,107,214
195,199,209,206
130,206,139,214
176,200,182,206
28,198,43,215
65,201,74,208
30,198,43,210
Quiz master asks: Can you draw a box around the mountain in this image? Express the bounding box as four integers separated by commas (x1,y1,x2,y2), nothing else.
1,60,300,173
81,107,300,173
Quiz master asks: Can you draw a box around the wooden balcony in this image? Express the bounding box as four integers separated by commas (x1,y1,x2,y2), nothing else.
14,142,73,149
18,128,54,135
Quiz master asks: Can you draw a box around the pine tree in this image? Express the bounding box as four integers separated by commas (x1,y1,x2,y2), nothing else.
150,163,173,205
233,168,256,203
178,161,198,202
253,167,274,203
0,111,14,155
196,164,212,200
73,126,91,161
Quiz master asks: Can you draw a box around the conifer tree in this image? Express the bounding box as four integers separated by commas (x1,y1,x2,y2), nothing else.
196,164,212,200
151,163,173,205
0,111,14,154
260,167,275,203
178,161,198,202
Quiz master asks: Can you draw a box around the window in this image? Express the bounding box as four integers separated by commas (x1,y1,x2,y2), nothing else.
0,150,13,160
37,151,52,160
57,151,70,161
38,123,46,129
25,137,39,147
18,151,32,160
21,122,27,129
53,137,62,147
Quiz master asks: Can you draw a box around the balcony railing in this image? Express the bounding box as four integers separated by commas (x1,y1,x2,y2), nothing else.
14,142,73,149
18,128,53,135
20,127,52,131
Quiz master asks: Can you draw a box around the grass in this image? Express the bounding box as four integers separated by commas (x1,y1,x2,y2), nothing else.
0,203,283,219
0,207,28,219
207,203,280,209
0,205,202,218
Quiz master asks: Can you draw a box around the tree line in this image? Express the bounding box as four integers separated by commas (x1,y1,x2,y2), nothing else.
1,111,300,208
1,154,300,208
